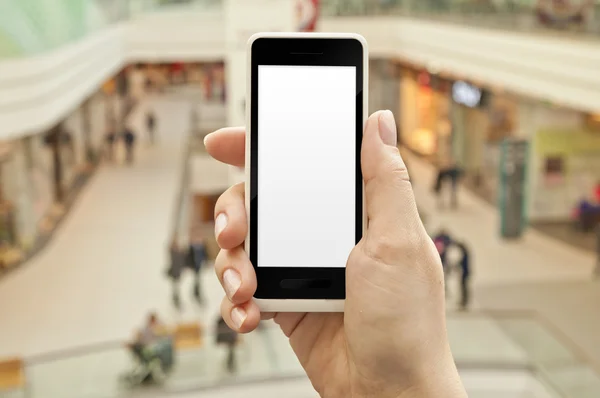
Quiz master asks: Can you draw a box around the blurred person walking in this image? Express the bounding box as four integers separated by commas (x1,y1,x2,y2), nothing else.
433,229,453,294
188,232,207,305
104,130,117,161
433,229,452,271
433,160,462,209
146,111,157,145
167,240,186,310
123,128,137,164
453,241,471,310
216,316,239,373
447,164,462,208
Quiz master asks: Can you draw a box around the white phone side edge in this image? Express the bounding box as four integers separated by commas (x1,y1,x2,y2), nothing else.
245,32,368,313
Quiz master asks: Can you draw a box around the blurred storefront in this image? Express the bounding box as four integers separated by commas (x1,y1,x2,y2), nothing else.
67,95,106,167
524,103,598,222
1,138,50,247
450,83,518,204
0,91,107,271
399,69,451,161
137,62,227,103
447,80,596,221
369,58,400,131
0,135,54,267
535,0,596,31
201,62,226,103
24,135,54,235
43,108,102,215
0,142,23,253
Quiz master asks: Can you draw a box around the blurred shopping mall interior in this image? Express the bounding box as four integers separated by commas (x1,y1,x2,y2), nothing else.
1,0,600,397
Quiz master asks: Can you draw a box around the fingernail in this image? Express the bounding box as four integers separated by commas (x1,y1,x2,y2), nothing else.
215,213,228,238
203,133,212,147
223,268,241,299
231,307,247,329
378,110,397,147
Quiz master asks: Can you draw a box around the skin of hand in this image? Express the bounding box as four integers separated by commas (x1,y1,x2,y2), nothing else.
204,110,467,398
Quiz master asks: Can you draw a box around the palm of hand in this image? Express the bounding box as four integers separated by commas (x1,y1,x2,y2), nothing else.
278,312,348,396
273,239,447,397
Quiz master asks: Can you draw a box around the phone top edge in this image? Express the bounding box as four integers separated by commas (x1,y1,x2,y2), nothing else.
247,32,368,49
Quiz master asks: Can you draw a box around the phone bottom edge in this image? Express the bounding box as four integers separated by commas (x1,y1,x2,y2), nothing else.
256,299,344,313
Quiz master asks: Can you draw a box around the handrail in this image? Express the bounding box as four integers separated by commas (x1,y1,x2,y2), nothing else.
25,341,123,366
321,0,600,39
2,0,599,60
16,310,600,370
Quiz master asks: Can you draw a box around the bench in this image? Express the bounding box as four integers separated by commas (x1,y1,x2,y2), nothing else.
173,323,203,350
0,357,25,391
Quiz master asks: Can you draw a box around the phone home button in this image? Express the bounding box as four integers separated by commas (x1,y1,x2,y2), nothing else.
280,279,332,290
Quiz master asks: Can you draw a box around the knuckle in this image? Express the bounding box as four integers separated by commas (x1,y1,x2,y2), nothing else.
214,249,228,273
214,183,245,218
379,154,410,183
363,234,404,266
220,296,233,315
214,192,229,217
363,228,439,272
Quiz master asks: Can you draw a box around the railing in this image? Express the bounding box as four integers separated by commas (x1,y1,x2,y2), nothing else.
0,0,132,59
1,310,598,398
2,0,598,59
321,0,600,38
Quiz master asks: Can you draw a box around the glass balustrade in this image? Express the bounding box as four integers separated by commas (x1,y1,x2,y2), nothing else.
152,0,223,7
321,0,600,38
2,0,597,59
0,0,225,59
0,0,131,59
0,311,598,398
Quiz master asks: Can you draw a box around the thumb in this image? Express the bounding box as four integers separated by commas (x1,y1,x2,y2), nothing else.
361,111,424,242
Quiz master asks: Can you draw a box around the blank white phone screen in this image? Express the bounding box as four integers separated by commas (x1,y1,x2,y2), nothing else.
258,65,356,268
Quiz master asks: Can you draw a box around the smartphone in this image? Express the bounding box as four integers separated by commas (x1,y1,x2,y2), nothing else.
245,32,367,312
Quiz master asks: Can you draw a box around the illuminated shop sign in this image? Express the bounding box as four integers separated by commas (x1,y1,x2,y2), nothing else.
452,81,484,108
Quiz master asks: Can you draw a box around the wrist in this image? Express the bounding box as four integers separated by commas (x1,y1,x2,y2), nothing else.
397,368,467,398
396,350,467,398
351,347,467,398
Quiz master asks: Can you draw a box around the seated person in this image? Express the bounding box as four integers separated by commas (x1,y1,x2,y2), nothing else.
128,312,167,363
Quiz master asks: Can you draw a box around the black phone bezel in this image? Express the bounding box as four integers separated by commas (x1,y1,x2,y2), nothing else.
249,36,364,300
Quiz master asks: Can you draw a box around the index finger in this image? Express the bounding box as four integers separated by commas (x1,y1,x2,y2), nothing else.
204,127,245,167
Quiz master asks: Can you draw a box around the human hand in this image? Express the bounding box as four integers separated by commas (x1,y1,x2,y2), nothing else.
205,111,467,398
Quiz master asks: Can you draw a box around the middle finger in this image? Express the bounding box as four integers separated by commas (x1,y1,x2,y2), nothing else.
215,246,257,305
214,182,247,250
